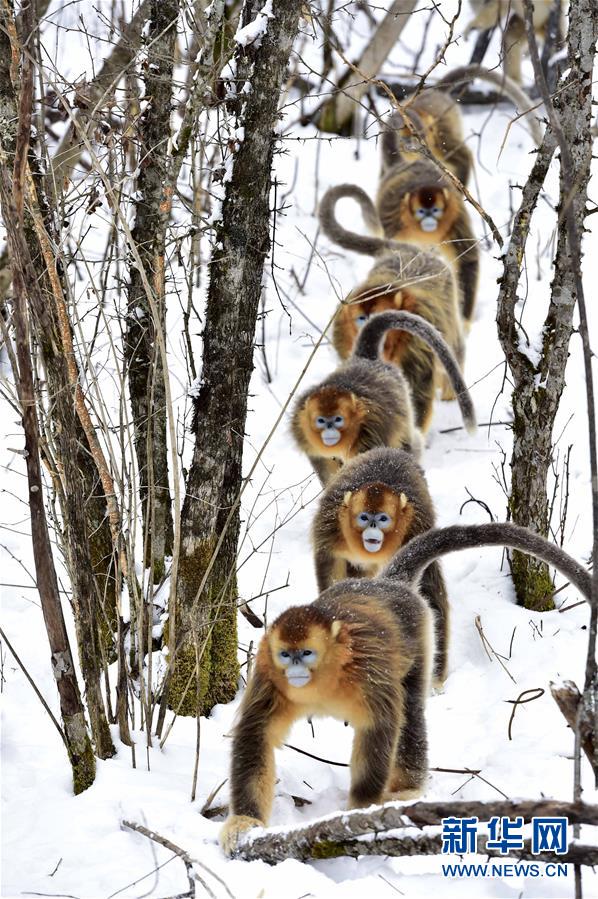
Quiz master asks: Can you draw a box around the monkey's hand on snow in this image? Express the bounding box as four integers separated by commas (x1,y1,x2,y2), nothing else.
219,815,263,856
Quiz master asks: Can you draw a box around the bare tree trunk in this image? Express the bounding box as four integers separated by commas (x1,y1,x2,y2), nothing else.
0,5,115,757
168,0,303,716
0,1,95,793
496,3,597,610
125,0,177,585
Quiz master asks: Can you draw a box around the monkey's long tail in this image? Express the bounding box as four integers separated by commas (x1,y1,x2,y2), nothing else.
385,522,591,600
354,310,476,433
319,184,397,257
435,65,543,146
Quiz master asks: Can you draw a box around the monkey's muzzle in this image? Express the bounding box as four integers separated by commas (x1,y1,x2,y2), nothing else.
321,427,341,447
286,664,311,687
362,526,384,553
419,216,439,232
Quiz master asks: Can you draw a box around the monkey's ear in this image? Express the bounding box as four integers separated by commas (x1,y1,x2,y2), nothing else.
441,188,450,203
343,491,352,506
393,291,403,309
331,620,342,639
348,392,358,410
399,492,408,509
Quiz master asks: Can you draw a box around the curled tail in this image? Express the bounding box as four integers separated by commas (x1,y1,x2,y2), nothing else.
384,522,591,600
435,65,543,146
319,184,395,257
354,311,476,433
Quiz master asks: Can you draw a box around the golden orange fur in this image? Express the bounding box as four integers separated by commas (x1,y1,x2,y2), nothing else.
220,589,432,853
336,484,415,576
297,388,367,461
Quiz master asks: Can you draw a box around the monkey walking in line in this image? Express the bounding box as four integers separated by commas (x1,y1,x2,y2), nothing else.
221,582,434,856
220,522,590,856
318,196,466,428
381,64,543,187
291,309,476,486
312,446,450,685
375,157,479,327
465,2,565,89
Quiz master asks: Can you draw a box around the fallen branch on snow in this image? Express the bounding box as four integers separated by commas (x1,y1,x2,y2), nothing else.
230,799,598,863
125,799,598,867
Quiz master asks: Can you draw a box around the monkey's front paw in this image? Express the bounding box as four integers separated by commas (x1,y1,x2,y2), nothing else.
219,815,263,857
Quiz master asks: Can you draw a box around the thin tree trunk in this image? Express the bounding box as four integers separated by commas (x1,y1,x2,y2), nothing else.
169,0,303,715
0,1,95,793
496,3,596,610
0,4,115,757
124,0,177,585
8,259,96,793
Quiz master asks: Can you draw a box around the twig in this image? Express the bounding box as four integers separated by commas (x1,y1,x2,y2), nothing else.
506,687,545,740
0,625,66,748
122,820,235,899
474,615,517,683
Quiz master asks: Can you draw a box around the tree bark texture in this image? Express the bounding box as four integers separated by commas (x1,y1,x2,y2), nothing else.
0,7,115,758
496,3,597,611
0,5,95,793
125,0,177,584
169,0,303,716
231,798,598,863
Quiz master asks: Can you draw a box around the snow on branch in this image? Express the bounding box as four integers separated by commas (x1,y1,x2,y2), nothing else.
235,0,274,48
123,800,598,867
230,799,598,863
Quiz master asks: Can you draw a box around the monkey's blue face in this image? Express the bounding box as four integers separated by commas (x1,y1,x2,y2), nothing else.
413,205,444,232
277,648,318,687
315,415,344,447
355,511,392,553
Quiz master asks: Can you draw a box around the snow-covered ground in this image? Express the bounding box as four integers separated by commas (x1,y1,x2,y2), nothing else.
2,2,597,897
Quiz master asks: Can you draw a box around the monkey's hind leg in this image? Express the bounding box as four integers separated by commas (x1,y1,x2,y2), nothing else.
503,14,525,84
348,717,400,809
403,350,436,433
387,662,429,800
439,371,457,402
419,560,450,687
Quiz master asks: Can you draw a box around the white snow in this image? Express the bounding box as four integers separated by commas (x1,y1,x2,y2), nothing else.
235,0,274,49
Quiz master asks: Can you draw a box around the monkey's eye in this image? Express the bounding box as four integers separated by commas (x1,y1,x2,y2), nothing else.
333,416,344,427
376,513,392,529
356,512,370,527
355,314,368,327
278,650,291,665
315,417,326,429
301,649,316,660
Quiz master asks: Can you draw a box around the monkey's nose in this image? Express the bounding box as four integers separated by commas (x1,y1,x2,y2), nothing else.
321,428,341,446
